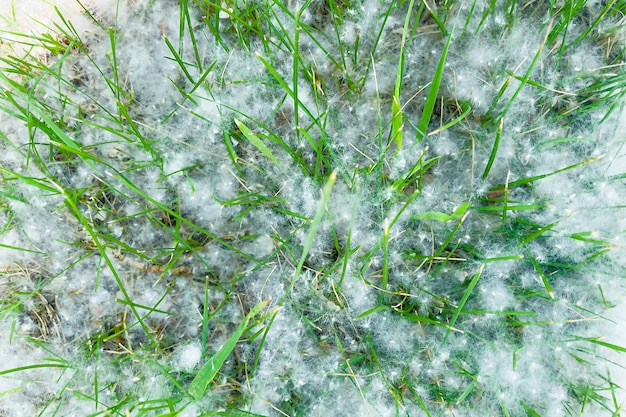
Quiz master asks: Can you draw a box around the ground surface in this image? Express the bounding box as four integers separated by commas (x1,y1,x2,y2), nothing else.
1,1,626,416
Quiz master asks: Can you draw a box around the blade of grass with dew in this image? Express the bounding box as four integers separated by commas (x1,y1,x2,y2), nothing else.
422,1,449,36
456,380,477,405
2,90,98,172
256,52,324,133
282,170,337,304
189,298,271,400
473,204,547,213
482,117,504,180
365,332,403,406
162,35,195,84
390,0,415,151
429,211,471,275
391,93,403,150
389,190,421,230
338,178,360,287
412,201,471,222
441,264,485,347
524,249,555,300
480,254,525,263
327,0,348,69
357,304,461,333
0,362,70,377
517,218,561,246
382,218,390,291
574,336,626,353
179,0,202,71
218,101,317,178
429,238,463,279
427,99,472,136
106,28,122,103
398,310,463,333
233,118,281,169
390,152,439,193
356,304,391,319
381,189,423,290
299,126,330,182
417,24,453,141
163,59,216,122
569,231,615,247
489,154,605,192
486,20,552,123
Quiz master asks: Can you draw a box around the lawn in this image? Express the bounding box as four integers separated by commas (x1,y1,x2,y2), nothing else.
1,0,626,416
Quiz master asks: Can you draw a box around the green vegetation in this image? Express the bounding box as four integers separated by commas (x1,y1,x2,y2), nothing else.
1,1,626,416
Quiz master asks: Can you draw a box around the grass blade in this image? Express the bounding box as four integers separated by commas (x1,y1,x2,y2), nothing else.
390,0,415,151
283,170,337,304
391,95,404,151
427,100,472,136
418,28,452,140
489,154,604,191
234,118,281,169
412,201,471,222
441,264,484,346
0,363,69,376
382,218,390,291
189,298,271,400
482,117,504,180
525,251,555,300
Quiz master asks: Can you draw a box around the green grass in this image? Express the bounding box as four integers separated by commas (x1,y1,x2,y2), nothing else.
1,1,626,416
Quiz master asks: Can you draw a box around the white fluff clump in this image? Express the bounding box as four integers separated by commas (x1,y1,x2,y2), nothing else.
175,342,203,370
